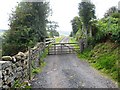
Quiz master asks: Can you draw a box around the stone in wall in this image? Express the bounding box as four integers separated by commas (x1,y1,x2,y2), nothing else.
15,52,27,61
1,56,12,61
0,42,44,88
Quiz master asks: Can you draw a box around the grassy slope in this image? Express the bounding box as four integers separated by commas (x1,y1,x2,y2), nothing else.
69,37,77,43
55,36,64,43
78,41,120,86
69,37,79,49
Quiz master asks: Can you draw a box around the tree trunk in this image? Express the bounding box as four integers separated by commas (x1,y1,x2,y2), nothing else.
84,25,88,48
79,39,84,53
90,25,92,37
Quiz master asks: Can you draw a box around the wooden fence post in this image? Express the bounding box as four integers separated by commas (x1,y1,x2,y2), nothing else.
79,39,84,53
48,44,50,55
61,44,62,54
28,47,32,80
54,44,56,55
38,43,43,66
44,39,46,50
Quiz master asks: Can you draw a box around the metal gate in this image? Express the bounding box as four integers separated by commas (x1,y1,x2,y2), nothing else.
48,43,80,55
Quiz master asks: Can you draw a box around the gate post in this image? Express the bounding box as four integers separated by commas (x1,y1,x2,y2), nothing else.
54,44,56,55
48,44,49,55
28,47,32,80
79,39,84,53
61,44,62,54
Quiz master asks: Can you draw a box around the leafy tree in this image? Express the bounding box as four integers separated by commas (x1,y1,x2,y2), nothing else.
95,17,119,43
69,31,73,37
78,1,96,47
49,30,59,37
47,21,59,37
71,16,82,37
2,1,51,56
104,6,118,18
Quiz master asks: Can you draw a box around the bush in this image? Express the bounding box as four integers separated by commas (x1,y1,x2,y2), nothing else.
2,43,27,56
95,17,119,43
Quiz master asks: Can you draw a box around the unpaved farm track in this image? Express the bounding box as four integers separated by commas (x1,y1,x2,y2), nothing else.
31,54,118,88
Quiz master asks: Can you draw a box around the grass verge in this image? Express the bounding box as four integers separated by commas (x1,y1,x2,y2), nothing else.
32,48,48,75
77,41,120,87
69,37,79,49
55,36,64,43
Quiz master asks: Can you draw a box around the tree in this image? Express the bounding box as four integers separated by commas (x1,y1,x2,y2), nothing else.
2,1,51,56
78,1,96,47
71,16,82,37
104,6,118,18
47,21,59,37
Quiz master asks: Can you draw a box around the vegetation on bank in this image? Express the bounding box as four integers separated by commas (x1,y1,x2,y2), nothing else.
69,37,79,49
77,42,119,84
32,48,48,76
69,37,77,43
55,36,64,43
70,0,120,87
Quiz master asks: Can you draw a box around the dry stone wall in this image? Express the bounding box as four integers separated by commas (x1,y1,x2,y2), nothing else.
0,42,45,88
0,52,28,88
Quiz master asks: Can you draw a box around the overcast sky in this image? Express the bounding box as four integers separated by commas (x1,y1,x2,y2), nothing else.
0,0,119,35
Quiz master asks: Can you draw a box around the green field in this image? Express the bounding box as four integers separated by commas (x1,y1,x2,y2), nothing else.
55,36,64,43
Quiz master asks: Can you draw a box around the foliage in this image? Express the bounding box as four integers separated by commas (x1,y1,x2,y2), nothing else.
69,31,73,37
104,6,118,18
77,42,120,85
71,16,82,36
32,68,42,74
95,16,120,43
12,80,31,88
32,48,47,75
77,1,96,47
2,1,51,56
69,37,77,43
72,2,120,87
49,30,59,37
78,1,96,27
69,37,79,49
55,36,64,43
47,21,59,37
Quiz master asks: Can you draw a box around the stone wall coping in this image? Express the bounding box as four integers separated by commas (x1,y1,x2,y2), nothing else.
0,61,10,64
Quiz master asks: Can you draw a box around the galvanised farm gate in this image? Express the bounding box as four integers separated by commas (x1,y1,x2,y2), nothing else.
47,42,80,55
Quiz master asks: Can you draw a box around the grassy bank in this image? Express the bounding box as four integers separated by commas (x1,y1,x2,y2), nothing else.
69,37,77,43
32,48,48,76
69,37,79,49
55,36,64,43
77,41,120,86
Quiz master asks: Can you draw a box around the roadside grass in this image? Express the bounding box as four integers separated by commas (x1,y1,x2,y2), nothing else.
69,37,77,43
69,37,79,49
77,41,120,86
12,80,31,88
32,48,48,75
55,36,64,43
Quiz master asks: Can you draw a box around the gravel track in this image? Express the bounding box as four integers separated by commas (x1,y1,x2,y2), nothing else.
31,37,118,88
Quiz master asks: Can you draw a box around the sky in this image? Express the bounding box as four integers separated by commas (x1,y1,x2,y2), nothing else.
0,0,120,35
